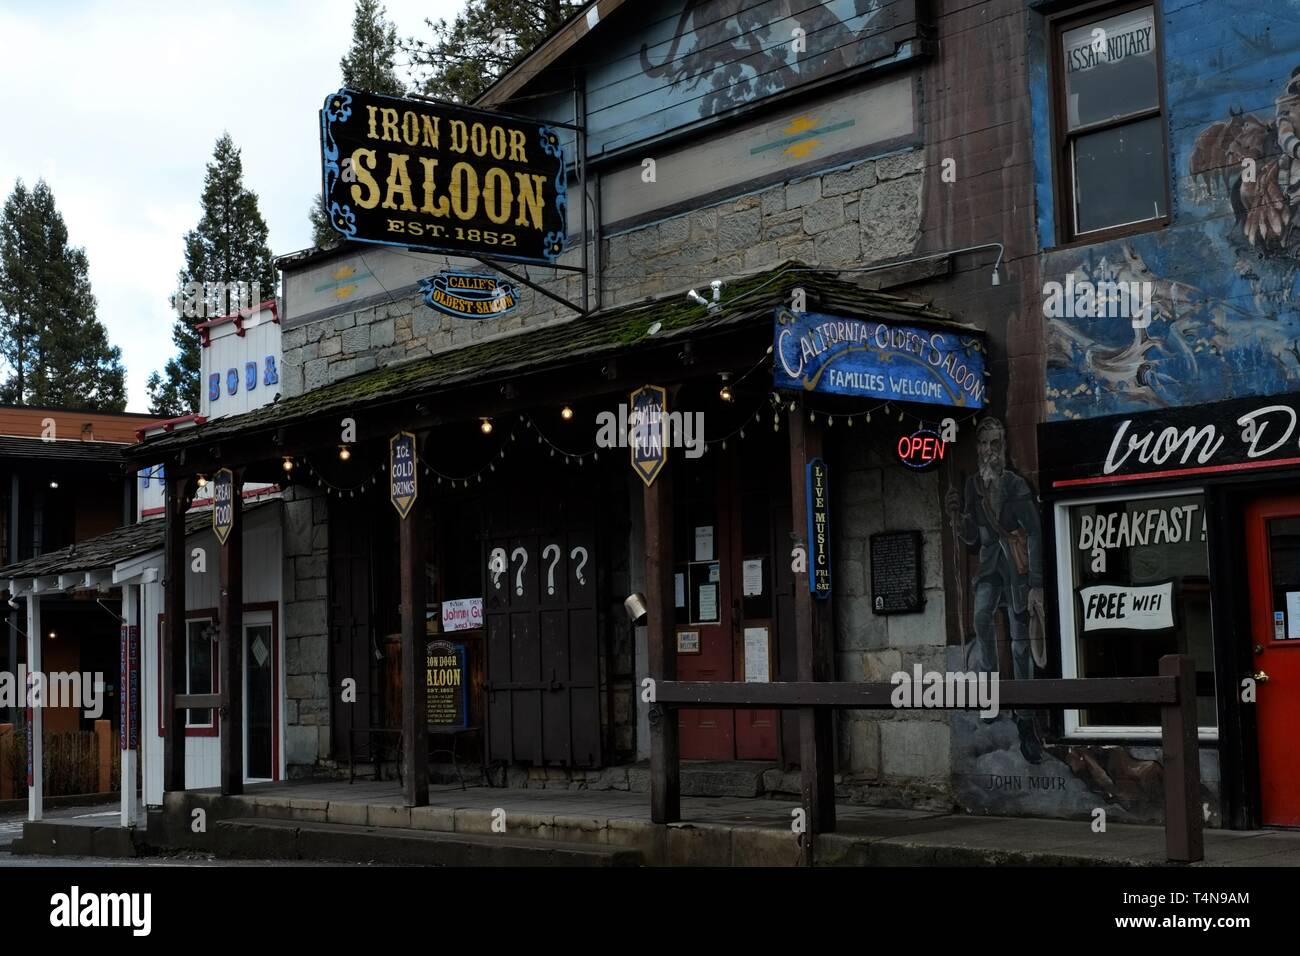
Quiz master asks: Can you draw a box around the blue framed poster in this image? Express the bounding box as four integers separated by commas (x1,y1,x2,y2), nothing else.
774,308,987,408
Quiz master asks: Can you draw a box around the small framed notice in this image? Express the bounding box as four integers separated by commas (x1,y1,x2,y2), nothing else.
743,626,771,683
677,630,700,654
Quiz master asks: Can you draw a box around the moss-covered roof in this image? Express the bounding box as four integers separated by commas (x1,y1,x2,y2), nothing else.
127,264,962,460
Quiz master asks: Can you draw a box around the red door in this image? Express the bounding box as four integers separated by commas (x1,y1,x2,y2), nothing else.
1245,496,1300,826
675,435,780,761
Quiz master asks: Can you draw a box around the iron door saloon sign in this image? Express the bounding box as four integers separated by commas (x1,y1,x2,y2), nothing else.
320,88,567,266
390,431,418,519
419,271,520,318
773,309,987,409
630,385,668,487
212,468,234,545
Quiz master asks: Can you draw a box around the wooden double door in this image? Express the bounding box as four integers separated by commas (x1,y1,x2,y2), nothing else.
483,477,601,768
674,433,794,762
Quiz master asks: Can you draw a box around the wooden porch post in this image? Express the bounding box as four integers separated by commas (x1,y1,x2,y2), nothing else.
219,472,244,796
1160,654,1203,863
120,583,140,826
645,449,679,823
399,479,429,807
26,593,42,822
788,395,836,849
163,473,188,793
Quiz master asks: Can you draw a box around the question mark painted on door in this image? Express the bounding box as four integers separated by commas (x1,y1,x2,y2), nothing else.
570,546,588,586
512,546,528,596
543,543,561,595
488,547,507,589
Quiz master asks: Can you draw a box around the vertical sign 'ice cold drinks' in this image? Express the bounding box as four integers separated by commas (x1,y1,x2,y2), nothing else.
807,458,832,599
212,468,234,546
390,431,418,519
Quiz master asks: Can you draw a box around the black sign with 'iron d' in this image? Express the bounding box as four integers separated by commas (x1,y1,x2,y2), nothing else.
426,639,468,730
320,88,567,266
1038,391,1300,492
806,458,832,599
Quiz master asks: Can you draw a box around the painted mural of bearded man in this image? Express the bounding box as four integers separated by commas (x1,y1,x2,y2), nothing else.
945,417,1045,763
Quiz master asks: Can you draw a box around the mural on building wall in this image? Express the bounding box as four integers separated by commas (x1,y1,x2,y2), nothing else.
944,415,1212,824
1044,3,1300,421
587,0,918,154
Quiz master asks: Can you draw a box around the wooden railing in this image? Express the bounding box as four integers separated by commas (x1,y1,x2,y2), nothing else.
650,654,1203,864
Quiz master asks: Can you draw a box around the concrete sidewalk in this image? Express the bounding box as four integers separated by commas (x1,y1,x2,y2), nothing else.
150,778,1300,866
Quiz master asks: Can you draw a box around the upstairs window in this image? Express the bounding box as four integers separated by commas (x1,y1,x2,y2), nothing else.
1053,3,1168,241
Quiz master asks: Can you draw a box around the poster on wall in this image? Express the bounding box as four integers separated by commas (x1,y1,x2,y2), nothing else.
1078,582,1175,632
425,639,468,729
320,88,567,266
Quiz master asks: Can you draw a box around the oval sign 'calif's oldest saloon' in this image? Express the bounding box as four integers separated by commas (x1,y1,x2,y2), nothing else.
319,88,568,266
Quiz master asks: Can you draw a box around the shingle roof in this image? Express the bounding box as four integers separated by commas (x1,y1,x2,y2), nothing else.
0,500,276,583
125,264,964,460
0,436,128,463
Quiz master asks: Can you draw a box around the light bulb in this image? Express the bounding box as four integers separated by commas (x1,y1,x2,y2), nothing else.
480,417,494,435
561,406,574,421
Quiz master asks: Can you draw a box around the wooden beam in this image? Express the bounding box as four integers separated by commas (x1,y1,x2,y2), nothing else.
399,479,429,807
644,445,679,824
219,474,244,796
1160,655,1204,863
163,476,188,793
655,677,1178,709
788,395,835,845
175,694,224,710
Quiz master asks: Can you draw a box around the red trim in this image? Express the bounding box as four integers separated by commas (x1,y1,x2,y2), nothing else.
136,414,207,441
146,483,281,516
1052,456,1300,489
194,300,278,347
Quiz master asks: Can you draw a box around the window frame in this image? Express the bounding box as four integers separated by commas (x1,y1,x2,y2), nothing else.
1053,486,1219,741
156,608,220,738
1048,0,1172,246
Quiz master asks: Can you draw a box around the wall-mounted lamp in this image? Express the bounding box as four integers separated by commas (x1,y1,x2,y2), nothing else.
718,372,733,403
623,592,648,627
338,445,351,462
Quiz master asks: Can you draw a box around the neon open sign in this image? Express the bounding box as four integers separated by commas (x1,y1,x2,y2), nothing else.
897,429,947,471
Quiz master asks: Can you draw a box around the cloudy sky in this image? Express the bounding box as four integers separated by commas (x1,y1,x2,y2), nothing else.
0,0,464,411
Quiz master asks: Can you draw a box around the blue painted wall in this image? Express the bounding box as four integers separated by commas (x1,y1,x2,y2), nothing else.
1037,0,1300,420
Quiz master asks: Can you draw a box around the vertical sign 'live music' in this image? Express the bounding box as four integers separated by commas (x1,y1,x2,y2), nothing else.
212,468,234,546
807,458,832,599
390,431,418,519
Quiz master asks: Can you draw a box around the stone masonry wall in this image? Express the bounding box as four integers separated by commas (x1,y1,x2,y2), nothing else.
279,151,925,400
282,485,330,774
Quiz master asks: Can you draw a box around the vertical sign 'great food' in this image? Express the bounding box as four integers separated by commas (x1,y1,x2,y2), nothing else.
320,88,567,266
212,468,234,546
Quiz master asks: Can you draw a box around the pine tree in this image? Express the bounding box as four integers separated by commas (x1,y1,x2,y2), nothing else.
405,0,580,104
310,0,406,251
0,179,127,411
148,134,275,417
340,0,405,96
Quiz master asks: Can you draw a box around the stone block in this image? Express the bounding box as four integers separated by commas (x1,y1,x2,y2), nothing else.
333,313,355,331
814,222,861,266
326,801,369,826
286,601,327,642
859,174,921,263
285,725,318,765
730,827,803,867
341,325,369,353
876,149,925,181
863,648,903,681
368,804,411,828
882,467,940,532
370,318,396,348
666,824,732,866
320,336,342,357
303,358,329,392
718,207,762,253
283,498,314,556
785,177,821,208
286,675,314,700
760,186,786,216
845,719,882,776
409,806,456,832
880,719,950,778
822,161,878,196
883,589,946,648
836,596,887,650
802,196,844,235
658,215,691,246
743,241,781,271
282,327,307,350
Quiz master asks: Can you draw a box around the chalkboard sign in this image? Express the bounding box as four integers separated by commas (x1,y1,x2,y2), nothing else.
425,639,468,729
869,531,924,614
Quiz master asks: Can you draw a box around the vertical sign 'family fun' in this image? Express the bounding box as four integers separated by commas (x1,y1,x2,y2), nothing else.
390,431,418,519
629,385,668,487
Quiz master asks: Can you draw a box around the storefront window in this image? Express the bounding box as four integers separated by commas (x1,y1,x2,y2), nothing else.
1057,491,1216,734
